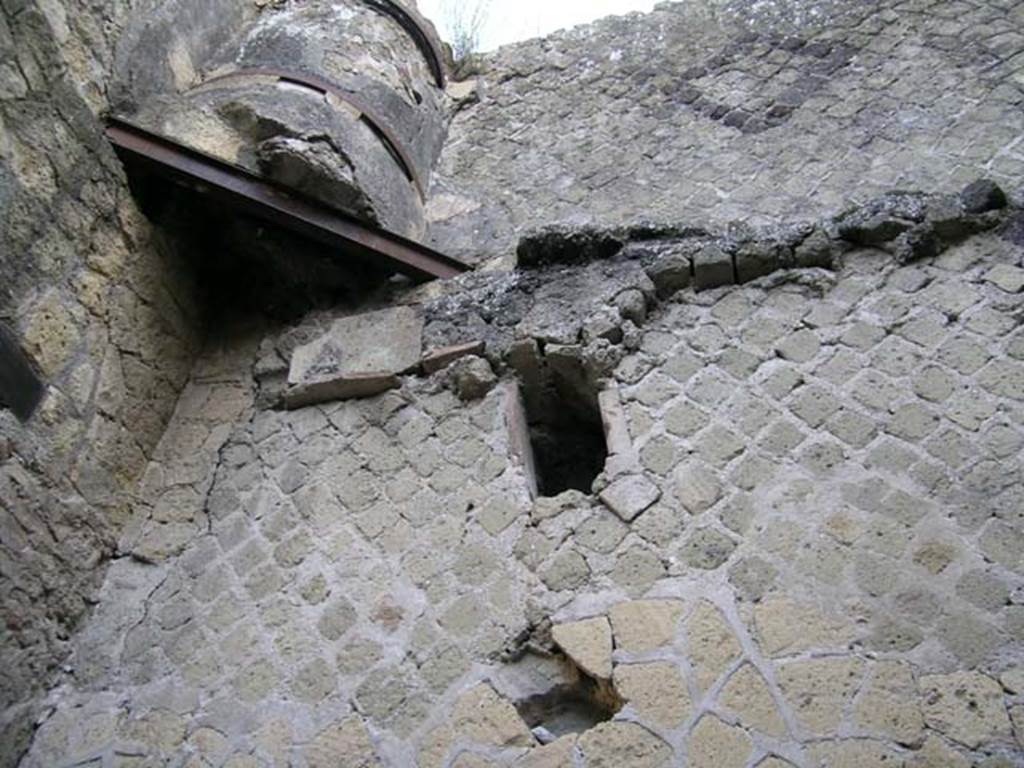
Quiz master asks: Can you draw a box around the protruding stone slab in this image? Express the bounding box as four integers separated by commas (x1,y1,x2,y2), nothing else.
645,247,692,297
692,244,734,290
448,356,498,401
285,307,423,408
423,340,486,374
551,617,613,679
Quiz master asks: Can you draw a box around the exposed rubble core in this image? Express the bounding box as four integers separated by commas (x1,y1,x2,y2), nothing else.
2,0,1024,767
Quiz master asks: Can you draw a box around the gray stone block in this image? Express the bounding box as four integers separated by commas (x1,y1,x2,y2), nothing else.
646,249,693,297
692,245,735,290
734,242,781,283
285,307,423,408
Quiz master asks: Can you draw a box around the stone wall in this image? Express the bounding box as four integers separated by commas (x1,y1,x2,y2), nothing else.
428,0,1024,264
17,186,1024,766
4,0,1024,766
0,1,455,762
0,1,204,756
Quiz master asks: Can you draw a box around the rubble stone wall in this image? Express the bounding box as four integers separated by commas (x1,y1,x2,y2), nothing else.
0,1,451,761
0,0,205,755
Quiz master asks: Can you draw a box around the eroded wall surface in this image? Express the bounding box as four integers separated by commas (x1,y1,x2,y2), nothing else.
0,1,205,753
1,1,451,758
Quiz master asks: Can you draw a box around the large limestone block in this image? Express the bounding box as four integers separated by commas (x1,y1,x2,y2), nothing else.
452,684,535,748
613,661,692,728
608,599,685,653
552,617,613,680
919,671,1013,749
285,307,423,407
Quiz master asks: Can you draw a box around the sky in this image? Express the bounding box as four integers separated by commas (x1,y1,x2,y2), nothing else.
418,0,659,52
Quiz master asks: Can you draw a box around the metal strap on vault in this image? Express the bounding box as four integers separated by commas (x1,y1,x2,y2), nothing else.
360,0,447,88
105,117,469,282
191,68,427,198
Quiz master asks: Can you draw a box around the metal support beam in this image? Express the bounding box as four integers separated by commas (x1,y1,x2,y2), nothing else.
105,118,470,282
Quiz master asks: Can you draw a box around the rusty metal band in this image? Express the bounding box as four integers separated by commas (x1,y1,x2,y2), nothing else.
105,118,469,282
359,0,447,88
192,68,426,198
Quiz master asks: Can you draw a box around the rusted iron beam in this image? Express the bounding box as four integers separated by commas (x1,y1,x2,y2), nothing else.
0,322,44,422
105,117,469,282
361,0,447,88
192,68,427,198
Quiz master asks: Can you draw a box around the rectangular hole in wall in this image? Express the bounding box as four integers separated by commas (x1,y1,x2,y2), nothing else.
517,351,609,498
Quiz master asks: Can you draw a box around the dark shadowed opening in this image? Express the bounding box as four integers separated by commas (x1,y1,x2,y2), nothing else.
0,322,44,422
518,349,608,497
528,409,607,497
121,161,393,323
514,663,622,739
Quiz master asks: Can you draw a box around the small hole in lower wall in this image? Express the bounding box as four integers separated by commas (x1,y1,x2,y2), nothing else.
516,351,609,497
515,663,622,740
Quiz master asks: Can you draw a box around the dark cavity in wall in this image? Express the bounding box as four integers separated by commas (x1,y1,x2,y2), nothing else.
514,659,622,739
123,167,389,322
516,345,608,497
0,321,44,421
